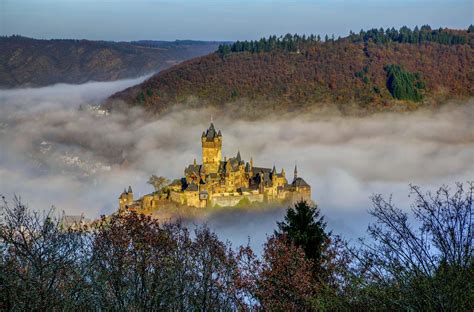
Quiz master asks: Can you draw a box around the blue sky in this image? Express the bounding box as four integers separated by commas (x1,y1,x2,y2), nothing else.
1,0,472,41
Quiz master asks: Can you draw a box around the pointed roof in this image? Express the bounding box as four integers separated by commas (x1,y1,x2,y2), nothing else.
203,122,220,141
292,177,310,188
236,150,241,162
128,186,133,193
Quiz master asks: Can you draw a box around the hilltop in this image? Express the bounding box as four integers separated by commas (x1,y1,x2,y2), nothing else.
109,26,474,116
0,36,222,88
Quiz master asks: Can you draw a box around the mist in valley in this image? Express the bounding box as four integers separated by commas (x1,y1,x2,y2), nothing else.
1,78,473,250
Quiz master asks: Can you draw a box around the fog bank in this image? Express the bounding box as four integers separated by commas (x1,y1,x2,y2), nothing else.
1,79,472,248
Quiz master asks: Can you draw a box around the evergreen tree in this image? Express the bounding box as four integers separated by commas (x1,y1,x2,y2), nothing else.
276,200,330,273
385,64,423,102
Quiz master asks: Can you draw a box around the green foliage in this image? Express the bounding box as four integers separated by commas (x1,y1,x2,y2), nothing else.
136,91,145,103
276,200,330,271
468,24,474,33
385,64,424,101
352,25,469,45
230,88,239,99
217,25,469,57
146,88,153,97
217,44,231,57
218,33,321,54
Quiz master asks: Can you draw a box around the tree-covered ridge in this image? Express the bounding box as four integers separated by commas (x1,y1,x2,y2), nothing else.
110,34,472,114
0,36,221,88
217,25,472,55
349,25,470,45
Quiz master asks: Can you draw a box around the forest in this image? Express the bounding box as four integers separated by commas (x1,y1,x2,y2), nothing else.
217,25,472,55
1,182,472,311
0,36,220,88
110,26,473,115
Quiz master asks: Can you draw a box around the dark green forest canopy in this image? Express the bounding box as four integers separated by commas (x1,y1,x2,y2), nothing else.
218,25,472,55
385,65,425,101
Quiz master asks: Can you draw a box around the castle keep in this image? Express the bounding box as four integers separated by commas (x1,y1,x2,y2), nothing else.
119,123,311,213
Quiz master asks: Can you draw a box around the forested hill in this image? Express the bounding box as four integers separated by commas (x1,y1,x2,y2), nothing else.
109,26,474,116
0,36,221,88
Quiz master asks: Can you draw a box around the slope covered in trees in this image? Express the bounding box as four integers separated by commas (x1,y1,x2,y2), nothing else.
109,26,473,116
0,36,221,88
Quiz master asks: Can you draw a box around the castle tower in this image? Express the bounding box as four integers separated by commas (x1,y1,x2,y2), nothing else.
127,186,133,203
119,187,134,214
119,188,127,213
201,123,222,173
294,163,298,181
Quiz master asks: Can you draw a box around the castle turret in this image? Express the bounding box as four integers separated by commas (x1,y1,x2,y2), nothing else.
119,187,132,213
272,165,277,182
201,123,222,173
294,163,298,182
127,186,133,203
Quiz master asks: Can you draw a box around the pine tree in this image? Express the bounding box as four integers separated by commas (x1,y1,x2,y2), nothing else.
276,200,330,273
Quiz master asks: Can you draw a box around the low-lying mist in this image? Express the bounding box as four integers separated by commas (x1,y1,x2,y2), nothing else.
1,78,473,249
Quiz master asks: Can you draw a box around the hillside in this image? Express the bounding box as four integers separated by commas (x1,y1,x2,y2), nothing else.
109,26,474,116
0,36,222,88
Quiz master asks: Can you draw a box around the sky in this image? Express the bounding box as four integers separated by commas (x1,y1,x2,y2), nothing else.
1,0,472,41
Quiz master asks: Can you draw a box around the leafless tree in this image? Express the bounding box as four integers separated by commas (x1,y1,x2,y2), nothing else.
0,195,92,310
147,175,170,193
353,182,473,310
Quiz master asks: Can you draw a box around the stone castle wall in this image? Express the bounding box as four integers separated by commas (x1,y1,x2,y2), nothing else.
210,193,264,207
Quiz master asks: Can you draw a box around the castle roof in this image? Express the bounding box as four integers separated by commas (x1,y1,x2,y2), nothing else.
218,157,242,174
292,177,310,188
252,167,272,174
202,123,221,141
185,164,203,176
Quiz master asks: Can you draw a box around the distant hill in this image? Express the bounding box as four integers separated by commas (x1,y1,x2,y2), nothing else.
0,36,222,88
109,26,473,116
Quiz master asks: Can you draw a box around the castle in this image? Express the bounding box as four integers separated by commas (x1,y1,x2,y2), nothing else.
119,123,311,214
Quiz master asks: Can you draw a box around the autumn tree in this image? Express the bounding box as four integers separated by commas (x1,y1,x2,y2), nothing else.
238,235,315,310
89,213,247,310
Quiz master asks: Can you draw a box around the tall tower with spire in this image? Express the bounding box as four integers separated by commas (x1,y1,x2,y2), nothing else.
201,123,222,173
294,163,298,181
